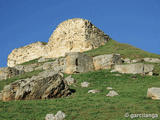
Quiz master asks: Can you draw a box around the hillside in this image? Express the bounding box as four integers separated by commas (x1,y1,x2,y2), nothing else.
0,18,160,120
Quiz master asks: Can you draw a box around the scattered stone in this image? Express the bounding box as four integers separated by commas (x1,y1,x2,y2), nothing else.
88,89,100,93
106,87,113,90
81,82,90,88
93,54,122,70
45,111,65,120
114,63,154,75
45,114,55,120
55,111,66,120
1,70,71,101
106,90,119,97
0,67,24,81
64,52,94,74
64,75,76,85
143,58,160,63
147,87,160,100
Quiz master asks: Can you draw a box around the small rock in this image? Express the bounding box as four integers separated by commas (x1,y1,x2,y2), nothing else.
81,82,90,87
106,87,113,90
148,72,153,76
123,58,131,63
88,89,100,93
64,75,76,85
147,87,160,100
55,111,66,120
106,90,119,97
45,114,55,120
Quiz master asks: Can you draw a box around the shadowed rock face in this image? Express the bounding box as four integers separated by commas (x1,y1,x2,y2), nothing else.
7,18,110,67
1,70,71,101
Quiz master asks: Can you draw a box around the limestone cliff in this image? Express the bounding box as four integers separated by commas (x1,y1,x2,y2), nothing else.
7,18,110,67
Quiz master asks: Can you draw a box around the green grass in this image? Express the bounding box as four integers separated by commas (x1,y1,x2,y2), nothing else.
0,70,43,91
20,58,39,65
0,70,160,120
85,39,160,59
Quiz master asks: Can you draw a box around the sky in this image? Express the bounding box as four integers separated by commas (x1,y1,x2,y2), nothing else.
0,0,160,67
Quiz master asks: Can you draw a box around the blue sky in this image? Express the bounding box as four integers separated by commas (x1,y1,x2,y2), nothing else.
0,0,160,67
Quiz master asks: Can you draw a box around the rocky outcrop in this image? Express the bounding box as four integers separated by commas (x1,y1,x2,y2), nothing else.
64,52,94,74
7,18,110,67
114,63,154,75
93,54,122,70
147,87,160,100
0,67,24,81
8,42,46,67
1,70,71,101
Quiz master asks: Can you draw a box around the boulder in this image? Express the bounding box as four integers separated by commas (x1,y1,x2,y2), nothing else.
114,63,154,75
106,90,119,97
0,67,24,81
81,82,90,88
93,54,122,70
147,87,160,100
143,58,160,63
64,52,94,74
15,63,39,72
122,58,131,64
64,75,76,86
1,70,71,101
45,111,66,120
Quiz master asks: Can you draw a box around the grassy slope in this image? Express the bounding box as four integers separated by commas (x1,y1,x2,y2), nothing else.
85,39,160,59
0,70,160,120
0,40,160,120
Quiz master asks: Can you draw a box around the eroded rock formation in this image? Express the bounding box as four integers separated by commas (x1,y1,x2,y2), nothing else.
8,18,110,67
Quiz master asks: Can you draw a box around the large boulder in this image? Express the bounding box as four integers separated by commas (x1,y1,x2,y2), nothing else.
64,52,94,74
114,63,154,74
143,58,160,63
0,67,24,81
93,54,122,70
1,70,71,101
147,87,160,100
8,18,110,67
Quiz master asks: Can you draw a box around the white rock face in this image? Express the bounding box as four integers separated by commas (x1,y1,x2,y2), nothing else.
45,18,109,58
147,87,160,100
8,18,109,67
81,82,90,87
